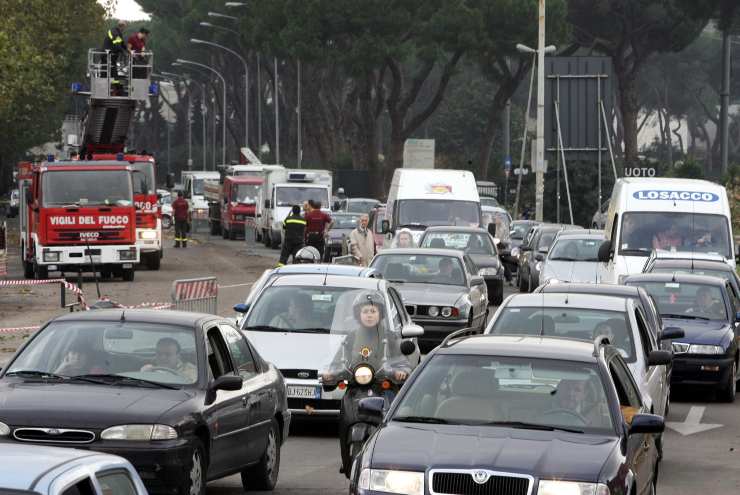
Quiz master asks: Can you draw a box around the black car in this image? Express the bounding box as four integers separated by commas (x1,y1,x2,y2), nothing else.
500,220,539,278
517,223,581,292
350,334,664,495
418,226,505,305
642,253,740,296
625,273,740,402
0,310,290,495
324,212,361,261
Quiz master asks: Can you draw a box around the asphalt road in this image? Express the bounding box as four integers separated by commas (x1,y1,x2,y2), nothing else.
2,220,739,494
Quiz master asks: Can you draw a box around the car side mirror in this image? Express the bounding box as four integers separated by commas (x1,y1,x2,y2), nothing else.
358,396,385,417
233,303,250,314
471,275,485,286
166,172,175,189
660,327,685,340
735,311,740,323
628,413,665,435
401,323,424,338
400,339,417,356
211,374,243,392
535,253,545,262
381,220,391,235
647,350,673,367
597,240,612,263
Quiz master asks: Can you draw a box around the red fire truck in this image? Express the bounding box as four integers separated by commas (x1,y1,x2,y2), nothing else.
204,175,263,240
93,153,161,269
17,159,139,281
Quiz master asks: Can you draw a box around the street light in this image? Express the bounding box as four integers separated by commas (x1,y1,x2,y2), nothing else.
174,63,215,171
176,58,227,167
191,38,249,151
208,11,238,20
199,21,240,37
225,2,247,6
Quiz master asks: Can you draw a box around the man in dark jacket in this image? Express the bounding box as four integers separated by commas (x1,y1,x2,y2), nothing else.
278,205,306,266
103,21,128,85
172,191,190,248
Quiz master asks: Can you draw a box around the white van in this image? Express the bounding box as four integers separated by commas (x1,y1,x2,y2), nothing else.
599,178,735,284
383,169,481,245
181,171,221,223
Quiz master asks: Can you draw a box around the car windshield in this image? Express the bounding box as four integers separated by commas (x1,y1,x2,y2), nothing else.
511,222,533,240
276,187,329,207
332,214,360,229
346,200,379,213
6,321,199,385
489,307,636,362
482,212,510,241
233,184,260,204
480,197,499,208
397,199,480,227
421,232,496,255
537,231,557,250
549,238,602,262
192,178,205,196
42,170,133,207
619,212,731,258
131,162,155,195
393,354,613,433
371,253,466,286
626,281,728,321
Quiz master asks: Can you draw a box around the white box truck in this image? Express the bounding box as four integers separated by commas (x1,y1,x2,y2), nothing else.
382,168,481,246
181,171,221,228
598,177,735,283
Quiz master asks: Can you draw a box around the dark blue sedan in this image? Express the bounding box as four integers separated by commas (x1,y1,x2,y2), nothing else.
626,273,740,402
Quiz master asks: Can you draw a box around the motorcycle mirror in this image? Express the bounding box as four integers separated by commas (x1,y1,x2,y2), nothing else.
358,396,385,416
400,339,417,356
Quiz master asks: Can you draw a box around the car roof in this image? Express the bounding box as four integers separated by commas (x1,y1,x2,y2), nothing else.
536,224,580,233
0,445,110,489
438,335,598,363
625,273,727,286
538,283,643,298
269,274,384,289
347,198,379,202
375,248,466,258
556,229,604,239
504,293,628,312
50,308,217,326
649,251,728,263
271,264,374,277
651,259,733,272
423,226,488,234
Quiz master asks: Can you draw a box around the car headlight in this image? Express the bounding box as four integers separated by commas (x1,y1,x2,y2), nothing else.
354,365,374,385
138,230,158,240
688,344,725,355
511,247,520,258
42,250,60,262
535,261,543,272
538,480,610,495
101,424,178,441
478,267,500,276
118,248,137,261
359,469,424,495
427,306,440,317
0,421,10,436
441,307,454,318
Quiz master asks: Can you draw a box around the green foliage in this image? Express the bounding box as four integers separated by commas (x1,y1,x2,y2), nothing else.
667,159,705,179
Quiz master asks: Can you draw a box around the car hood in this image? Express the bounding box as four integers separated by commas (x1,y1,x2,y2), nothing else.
246,331,346,371
370,423,617,482
542,261,601,284
0,381,193,428
395,283,467,307
468,254,500,270
662,318,732,346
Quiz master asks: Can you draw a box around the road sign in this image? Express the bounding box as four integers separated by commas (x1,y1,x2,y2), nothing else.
513,168,529,176
403,139,435,168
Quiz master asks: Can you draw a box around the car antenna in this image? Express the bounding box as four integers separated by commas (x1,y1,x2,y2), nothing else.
322,265,328,286
120,310,126,322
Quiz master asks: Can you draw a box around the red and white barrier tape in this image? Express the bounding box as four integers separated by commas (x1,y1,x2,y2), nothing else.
0,326,39,334
0,278,87,308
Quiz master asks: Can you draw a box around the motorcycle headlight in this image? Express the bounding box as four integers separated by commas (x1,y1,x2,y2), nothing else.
354,365,374,385
511,247,520,258
538,480,610,495
101,424,178,441
478,267,500,276
535,261,543,272
0,421,10,437
688,344,724,355
427,306,440,317
359,469,424,495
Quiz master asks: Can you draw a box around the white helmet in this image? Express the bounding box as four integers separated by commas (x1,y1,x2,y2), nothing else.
294,246,321,264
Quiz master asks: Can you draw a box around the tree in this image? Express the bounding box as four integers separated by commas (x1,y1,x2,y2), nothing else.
568,0,713,169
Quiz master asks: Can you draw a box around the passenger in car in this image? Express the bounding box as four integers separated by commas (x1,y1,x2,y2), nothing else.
55,339,107,376
269,293,314,330
593,319,629,358
141,337,197,381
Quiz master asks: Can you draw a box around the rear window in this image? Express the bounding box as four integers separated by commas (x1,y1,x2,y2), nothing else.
626,281,728,321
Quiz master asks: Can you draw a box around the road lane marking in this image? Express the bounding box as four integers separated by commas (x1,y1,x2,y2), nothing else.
666,406,723,436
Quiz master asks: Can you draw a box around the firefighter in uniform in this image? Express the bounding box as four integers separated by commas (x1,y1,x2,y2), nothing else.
278,205,306,266
172,191,190,248
304,200,332,258
103,20,128,87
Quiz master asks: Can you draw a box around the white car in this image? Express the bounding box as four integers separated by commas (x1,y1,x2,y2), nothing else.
0,444,147,495
157,188,173,229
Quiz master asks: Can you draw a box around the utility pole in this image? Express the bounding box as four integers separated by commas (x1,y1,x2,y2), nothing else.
503,98,511,207
720,30,731,175
535,0,546,222
275,57,280,164
297,59,302,168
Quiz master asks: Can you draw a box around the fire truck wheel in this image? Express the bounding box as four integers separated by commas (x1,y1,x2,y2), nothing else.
263,230,271,247
145,252,161,270
229,229,237,240
122,268,135,282
34,263,48,280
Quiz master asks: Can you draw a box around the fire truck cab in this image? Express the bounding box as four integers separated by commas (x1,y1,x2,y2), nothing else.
17,159,139,281
204,175,263,240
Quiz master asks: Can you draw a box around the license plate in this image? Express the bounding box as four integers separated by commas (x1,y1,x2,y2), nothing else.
287,385,320,399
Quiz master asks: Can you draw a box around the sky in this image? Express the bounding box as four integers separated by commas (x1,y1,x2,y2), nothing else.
101,0,150,20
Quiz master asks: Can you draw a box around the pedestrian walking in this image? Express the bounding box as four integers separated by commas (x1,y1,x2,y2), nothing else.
304,200,332,258
349,214,376,267
102,20,128,87
172,191,189,248
279,205,306,266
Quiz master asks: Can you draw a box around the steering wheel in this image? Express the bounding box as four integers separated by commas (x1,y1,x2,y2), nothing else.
538,408,588,426
146,366,183,377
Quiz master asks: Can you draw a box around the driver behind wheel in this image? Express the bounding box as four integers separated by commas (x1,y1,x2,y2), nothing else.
552,379,601,426
141,337,197,381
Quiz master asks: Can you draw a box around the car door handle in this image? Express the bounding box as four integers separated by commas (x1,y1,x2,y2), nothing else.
242,396,248,408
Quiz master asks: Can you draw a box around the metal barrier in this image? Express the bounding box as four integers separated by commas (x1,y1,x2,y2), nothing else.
87,49,154,101
171,277,218,314
0,278,87,311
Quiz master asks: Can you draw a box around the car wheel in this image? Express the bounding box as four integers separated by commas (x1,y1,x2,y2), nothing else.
719,360,737,403
528,272,534,293
492,281,504,306
242,418,281,490
144,251,161,270
162,215,172,229
182,440,206,495
33,262,48,280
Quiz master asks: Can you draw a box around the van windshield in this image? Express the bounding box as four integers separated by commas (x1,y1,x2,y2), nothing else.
619,212,731,258
397,199,480,227
276,187,329,207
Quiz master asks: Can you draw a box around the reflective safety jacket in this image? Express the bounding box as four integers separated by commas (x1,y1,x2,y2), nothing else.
103,27,126,53
283,213,306,244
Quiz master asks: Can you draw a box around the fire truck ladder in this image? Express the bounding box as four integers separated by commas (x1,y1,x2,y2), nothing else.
76,49,155,155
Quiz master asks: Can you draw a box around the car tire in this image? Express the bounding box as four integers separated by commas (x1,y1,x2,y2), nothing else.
518,270,527,292
22,245,34,279
122,268,135,282
182,439,206,495
162,215,172,230
718,360,737,403
263,229,271,247
241,418,281,491
528,273,535,293
491,281,504,306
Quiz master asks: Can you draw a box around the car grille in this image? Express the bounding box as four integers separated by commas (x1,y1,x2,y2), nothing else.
13,427,95,444
430,470,533,495
281,369,318,380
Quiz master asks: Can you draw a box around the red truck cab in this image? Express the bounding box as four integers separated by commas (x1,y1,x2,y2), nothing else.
205,176,263,240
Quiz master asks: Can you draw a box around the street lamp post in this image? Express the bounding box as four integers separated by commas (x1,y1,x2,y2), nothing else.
176,58,227,167
172,65,210,171
191,38,249,151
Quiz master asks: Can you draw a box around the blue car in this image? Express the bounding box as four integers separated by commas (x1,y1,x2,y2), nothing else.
626,273,740,402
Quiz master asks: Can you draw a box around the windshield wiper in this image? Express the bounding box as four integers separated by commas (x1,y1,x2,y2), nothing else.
244,325,286,332
550,257,577,261
70,374,180,390
394,416,450,424
483,421,584,434
291,327,332,334
5,370,67,380
663,313,711,321
619,249,650,256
